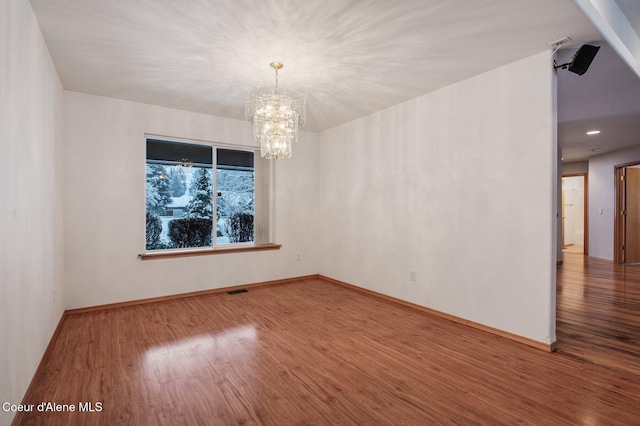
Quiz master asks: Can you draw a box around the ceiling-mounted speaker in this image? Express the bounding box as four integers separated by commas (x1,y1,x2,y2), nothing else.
558,44,600,76
568,44,600,75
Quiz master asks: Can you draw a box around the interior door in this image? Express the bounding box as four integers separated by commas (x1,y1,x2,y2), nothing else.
624,168,640,263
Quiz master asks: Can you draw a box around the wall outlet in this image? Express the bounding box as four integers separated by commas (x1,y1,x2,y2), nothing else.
296,253,301,261
410,271,416,281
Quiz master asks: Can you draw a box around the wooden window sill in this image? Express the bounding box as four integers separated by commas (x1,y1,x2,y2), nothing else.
139,243,281,260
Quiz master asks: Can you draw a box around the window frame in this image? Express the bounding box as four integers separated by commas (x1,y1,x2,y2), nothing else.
141,135,278,259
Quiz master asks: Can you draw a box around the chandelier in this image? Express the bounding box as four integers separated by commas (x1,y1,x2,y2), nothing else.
246,62,306,159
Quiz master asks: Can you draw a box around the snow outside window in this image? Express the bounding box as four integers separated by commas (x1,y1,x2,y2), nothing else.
145,138,256,251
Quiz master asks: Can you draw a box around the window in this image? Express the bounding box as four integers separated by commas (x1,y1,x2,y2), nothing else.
145,138,270,252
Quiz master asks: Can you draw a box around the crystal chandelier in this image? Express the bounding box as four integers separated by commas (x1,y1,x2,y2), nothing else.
246,62,306,159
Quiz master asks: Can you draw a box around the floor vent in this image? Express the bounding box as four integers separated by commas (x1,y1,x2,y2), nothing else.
226,289,248,295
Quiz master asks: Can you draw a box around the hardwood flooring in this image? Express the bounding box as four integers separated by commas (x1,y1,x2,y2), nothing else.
562,244,584,254
556,252,640,376
16,274,640,425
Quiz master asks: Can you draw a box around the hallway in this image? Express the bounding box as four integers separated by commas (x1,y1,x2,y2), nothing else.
556,253,640,376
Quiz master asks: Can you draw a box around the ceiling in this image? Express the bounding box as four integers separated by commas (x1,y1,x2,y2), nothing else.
29,0,640,161
614,0,640,36
557,41,640,162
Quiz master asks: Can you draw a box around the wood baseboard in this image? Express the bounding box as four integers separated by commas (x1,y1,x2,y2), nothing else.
65,275,320,315
66,273,557,351
318,275,556,353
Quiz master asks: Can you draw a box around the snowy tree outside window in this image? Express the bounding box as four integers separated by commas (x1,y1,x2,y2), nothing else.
145,139,254,250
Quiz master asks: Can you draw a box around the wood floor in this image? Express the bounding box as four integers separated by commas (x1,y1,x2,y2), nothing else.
556,252,640,376
16,270,640,425
562,244,584,254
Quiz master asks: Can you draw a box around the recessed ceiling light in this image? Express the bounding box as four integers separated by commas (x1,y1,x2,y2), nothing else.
586,130,601,135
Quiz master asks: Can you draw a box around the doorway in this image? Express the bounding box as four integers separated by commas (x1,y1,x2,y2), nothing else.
615,163,640,264
562,174,587,255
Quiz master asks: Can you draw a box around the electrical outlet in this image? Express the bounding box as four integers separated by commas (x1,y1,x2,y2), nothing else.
296,253,301,261
410,271,416,281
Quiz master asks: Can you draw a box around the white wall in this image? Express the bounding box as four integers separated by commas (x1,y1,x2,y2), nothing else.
317,51,558,344
588,144,640,260
562,161,588,175
0,0,65,423
63,92,318,309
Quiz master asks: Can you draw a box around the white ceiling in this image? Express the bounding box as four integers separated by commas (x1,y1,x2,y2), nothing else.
29,0,639,161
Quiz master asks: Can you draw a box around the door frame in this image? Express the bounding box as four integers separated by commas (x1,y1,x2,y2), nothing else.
614,161,640,264
562,173,589,256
